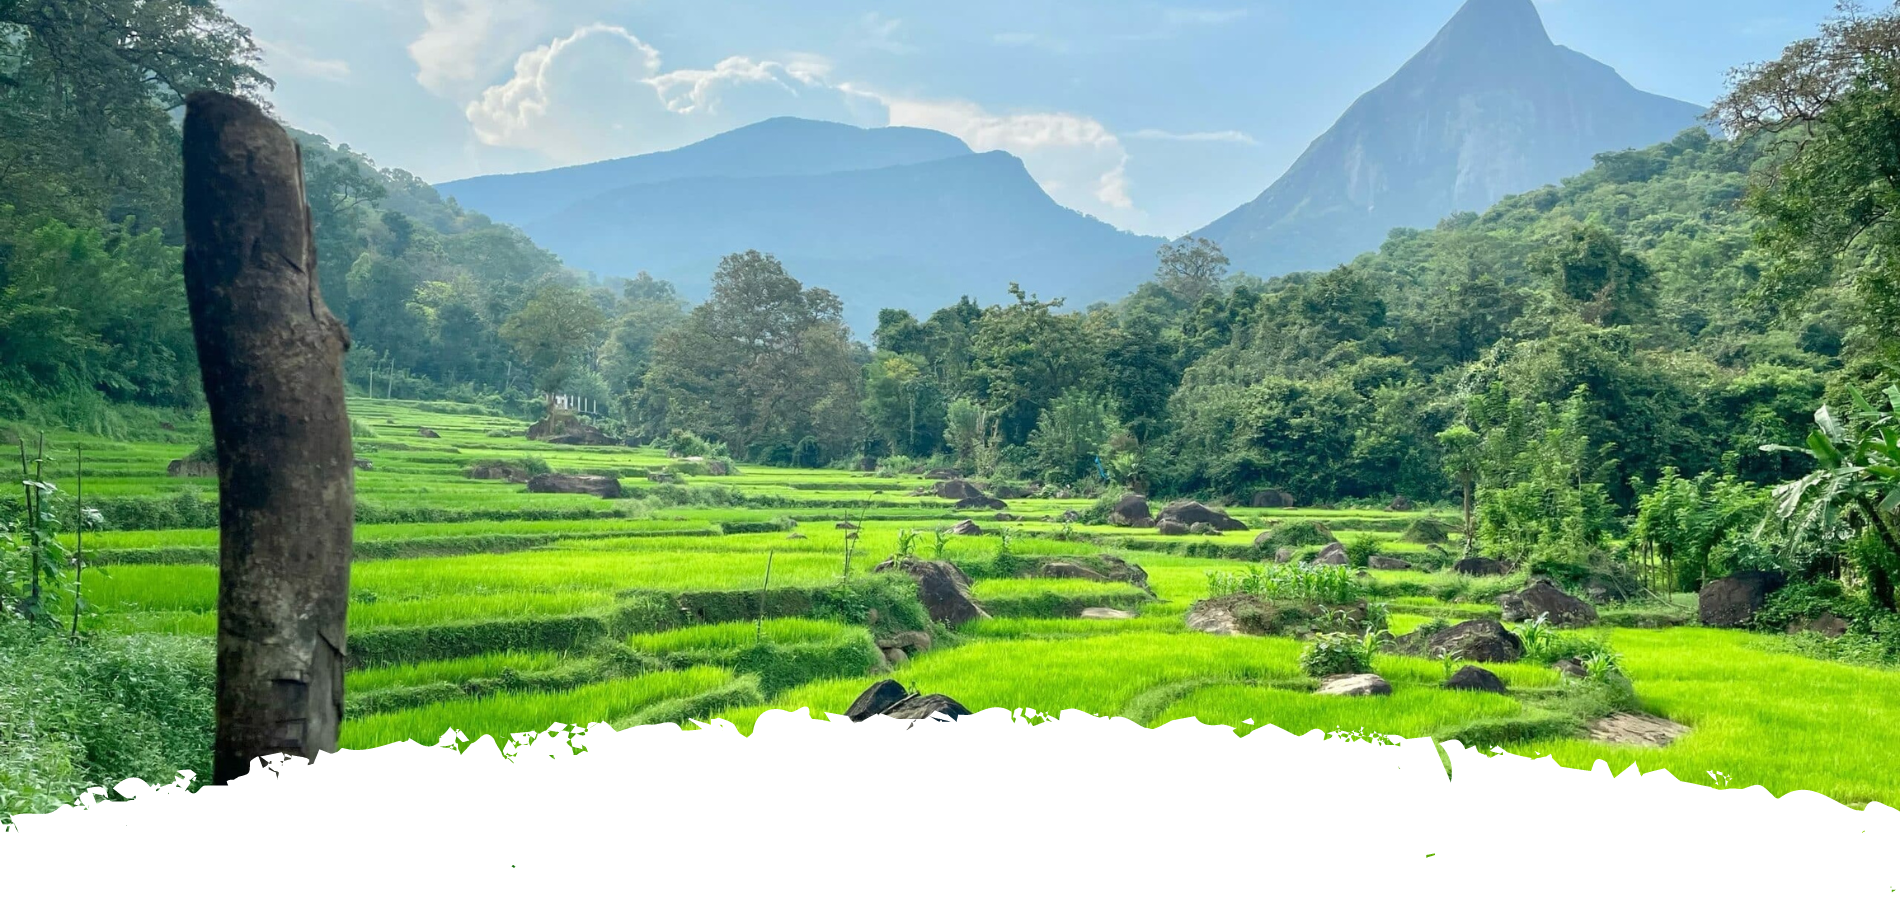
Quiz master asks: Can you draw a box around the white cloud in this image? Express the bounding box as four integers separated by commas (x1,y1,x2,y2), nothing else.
460,24,1145,229
409,0,550,95
876,96,1135,214
1129,128,1256,145
256,38,352,82
464,25,882,165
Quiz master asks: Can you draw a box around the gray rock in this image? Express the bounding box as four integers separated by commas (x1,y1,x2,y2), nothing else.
1787,614,1852,638
846,679,909,721
882,693,973,721
526,473,622,499
871,558,989,627
1500,578,1599,627
1698,571,1788,628
1080,607,1136,620
1425,619,1524,663
1157,500,1247,532
1444,665,1508,694
1453,557,1511,577
950,519,983,536
1157,518,1191,536
1108,493,1154,528
1315,673,1392,696
1368,555,1411,570
877,630,933,652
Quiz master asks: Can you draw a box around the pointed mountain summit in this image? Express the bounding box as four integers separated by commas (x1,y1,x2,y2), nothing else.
1194,0,1704,277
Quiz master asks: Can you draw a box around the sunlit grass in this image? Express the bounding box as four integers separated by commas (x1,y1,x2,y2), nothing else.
340,666,733,750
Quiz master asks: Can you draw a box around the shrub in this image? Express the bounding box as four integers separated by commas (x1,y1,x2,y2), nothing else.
1755,579,1865,633
664,429,727,460
1262,521,1335,548
1344,534,1384,567
1512,614,1616,665
1299,631,1372,678
1400,517,1452,545
1,618,213,820
875,455,916,478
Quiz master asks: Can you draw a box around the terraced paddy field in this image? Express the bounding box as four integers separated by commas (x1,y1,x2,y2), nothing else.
29,398,1900,807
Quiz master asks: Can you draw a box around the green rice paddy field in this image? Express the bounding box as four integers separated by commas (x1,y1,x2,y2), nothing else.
35,398,1900,808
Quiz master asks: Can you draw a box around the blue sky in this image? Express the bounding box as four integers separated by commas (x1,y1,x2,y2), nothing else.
228,0,1842,238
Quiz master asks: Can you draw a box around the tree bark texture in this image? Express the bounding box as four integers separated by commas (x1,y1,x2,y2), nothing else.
181,91,354,786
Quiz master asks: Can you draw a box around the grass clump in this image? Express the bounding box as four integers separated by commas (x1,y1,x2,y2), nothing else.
1207,561,1360,606
1299,630,1377,678
1261,520,1334,549
1,618,213,820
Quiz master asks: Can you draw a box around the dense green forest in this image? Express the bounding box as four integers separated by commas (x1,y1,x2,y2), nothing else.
11,4,1900,640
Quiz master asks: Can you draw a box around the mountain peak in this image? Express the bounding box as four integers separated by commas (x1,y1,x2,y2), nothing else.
1433,0,1551,50
1194,0,1702,280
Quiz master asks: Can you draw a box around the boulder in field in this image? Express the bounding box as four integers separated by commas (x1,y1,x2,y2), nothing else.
1252,490,1296,508
1315,673,1391,696
526,473,622,499
1551,657,1588,679
846,679,911,721
882,693,973,721
1158,500,1247,532
955,495,1008,510
1386,495,1414,511
1444,665,1508,695
1499,578,1599,627
989,483,1030,500
1368,555,1411,571
1157,518,1191,536
950,519,983,536
466,464,530,482
1453,557,1511,577
1040,560,1109,581
353,458,374,471
166,458,217,478
924,468,962,480
1186,593,1369,639
1425,619,1524,663
1108,493,1155,528
995,512,1020,521
1274,547,1296,564
882,646,909,666
1787,614,1852,638
1080,608,1136,620
526,410,613,445
871,557,989,627
1188,522,1220,536
1314,542,1349,566
877,631,933,653
836,521,859,530
1584,712,1690,748
416,427,441,439
931,479,989,501
1698,571,1787,628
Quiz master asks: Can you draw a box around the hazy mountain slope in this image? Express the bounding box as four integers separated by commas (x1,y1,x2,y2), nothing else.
1194,0,1705,277
520,150,1158,334
438,117,974,228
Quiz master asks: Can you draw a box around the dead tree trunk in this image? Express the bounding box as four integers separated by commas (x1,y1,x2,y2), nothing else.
181,91,355,786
